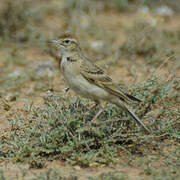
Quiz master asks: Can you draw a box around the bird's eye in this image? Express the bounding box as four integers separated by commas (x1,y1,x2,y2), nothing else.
64,40,70,44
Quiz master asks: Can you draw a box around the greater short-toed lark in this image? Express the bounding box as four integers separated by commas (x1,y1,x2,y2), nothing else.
49,33,150,133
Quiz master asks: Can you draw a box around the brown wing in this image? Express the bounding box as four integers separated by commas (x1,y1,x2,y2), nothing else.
80,58,141,103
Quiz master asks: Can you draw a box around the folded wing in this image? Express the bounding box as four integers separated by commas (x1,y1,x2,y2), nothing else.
80,58,141,103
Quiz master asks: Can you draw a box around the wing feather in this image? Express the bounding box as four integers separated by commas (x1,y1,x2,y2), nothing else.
80,58,141,103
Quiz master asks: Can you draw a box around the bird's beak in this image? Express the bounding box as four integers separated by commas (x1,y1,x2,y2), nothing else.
47,40,58,44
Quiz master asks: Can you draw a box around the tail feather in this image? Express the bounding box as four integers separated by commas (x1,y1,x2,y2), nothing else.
125,93,142,102
111,98,150,133
123,105,150,133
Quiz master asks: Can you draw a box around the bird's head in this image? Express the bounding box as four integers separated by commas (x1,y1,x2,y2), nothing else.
48,33,80,54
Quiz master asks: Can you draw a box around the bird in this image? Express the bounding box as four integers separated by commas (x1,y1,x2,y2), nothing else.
48,33,150,133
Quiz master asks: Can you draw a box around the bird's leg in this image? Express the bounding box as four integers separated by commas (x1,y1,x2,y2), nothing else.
84,100,100,115
83,100,100,123
91,106,104,122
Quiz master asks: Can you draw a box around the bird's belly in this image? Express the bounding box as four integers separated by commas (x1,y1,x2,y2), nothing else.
62,68,110,100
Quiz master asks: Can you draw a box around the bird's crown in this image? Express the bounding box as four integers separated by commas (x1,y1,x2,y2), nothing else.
58,32,74,39
57,32,79,47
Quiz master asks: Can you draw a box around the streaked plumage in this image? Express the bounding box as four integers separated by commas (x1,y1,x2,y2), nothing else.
49,33,150,133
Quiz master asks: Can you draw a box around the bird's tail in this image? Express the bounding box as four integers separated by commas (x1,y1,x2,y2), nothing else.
124,93,142,103
123,104,150,133
111,98,150,133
